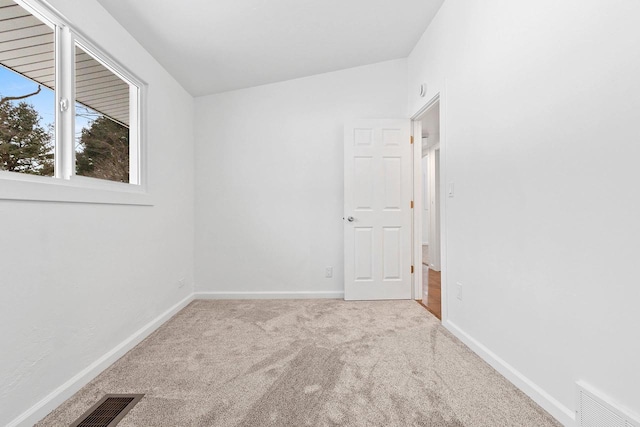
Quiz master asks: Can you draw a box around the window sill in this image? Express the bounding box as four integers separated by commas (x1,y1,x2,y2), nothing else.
0,171,153,206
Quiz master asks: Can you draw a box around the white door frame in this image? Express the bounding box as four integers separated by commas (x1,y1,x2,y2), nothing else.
411,92,447,321
428,145,441,272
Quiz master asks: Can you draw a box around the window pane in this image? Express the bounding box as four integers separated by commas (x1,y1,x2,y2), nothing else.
75,45,130,183
0,0,55,176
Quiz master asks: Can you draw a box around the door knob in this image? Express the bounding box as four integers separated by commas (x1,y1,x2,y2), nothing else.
347,216,355,222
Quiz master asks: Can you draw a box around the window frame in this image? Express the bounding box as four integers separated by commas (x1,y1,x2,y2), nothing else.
0,0,149,205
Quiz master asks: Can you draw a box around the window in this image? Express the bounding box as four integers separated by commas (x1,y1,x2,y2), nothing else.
74,44,135,183
0,0,55,177
0,0,142,189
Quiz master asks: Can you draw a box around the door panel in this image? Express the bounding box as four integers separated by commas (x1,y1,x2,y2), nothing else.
354,157,374,209
344,119,412,300
354,227,374,280
382,226,402,280
383,157,402,209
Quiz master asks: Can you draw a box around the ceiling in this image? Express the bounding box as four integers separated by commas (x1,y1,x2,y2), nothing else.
97,0,444,97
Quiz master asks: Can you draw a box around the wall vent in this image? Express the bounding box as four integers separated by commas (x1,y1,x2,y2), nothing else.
577,382,638,427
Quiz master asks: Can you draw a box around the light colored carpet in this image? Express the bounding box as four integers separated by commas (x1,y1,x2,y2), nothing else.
37,300,560,427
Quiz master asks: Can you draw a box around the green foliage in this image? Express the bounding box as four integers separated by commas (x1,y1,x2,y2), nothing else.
0,94,129,182
76,115,129,183
0,100,54,175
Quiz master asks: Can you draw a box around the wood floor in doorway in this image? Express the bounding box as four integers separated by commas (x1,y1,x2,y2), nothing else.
420,245,441,319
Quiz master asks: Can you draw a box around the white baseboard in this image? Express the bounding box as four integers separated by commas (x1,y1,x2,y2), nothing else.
8,294,194,427
442,320,575,427
194,290,344,300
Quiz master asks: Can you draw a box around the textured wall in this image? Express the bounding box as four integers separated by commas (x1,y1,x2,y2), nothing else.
408,0,640,423
194,59,407,297
0,0,195,425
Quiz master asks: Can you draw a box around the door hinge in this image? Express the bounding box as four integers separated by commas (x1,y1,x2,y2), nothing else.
410,136,414,144
410,200,414,209
411,265,414,274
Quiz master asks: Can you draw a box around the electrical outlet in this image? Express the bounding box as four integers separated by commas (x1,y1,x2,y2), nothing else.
178,278,185,288
456,282,463,300
325,267,333,278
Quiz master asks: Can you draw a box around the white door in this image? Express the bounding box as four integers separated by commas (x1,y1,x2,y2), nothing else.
344,119,413,300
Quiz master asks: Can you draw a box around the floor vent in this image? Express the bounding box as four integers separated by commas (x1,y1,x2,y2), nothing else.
577,382,638,427
70,394,144,427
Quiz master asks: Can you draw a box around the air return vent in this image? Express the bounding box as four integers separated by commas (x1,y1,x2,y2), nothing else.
70,394,143,427
576,382,638,427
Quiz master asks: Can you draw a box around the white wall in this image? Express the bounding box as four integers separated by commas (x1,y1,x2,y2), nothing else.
194,59,407,297
0,1,195,425
408,0,640,423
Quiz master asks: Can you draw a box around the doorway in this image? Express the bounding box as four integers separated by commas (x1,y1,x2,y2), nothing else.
412,97,442,319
